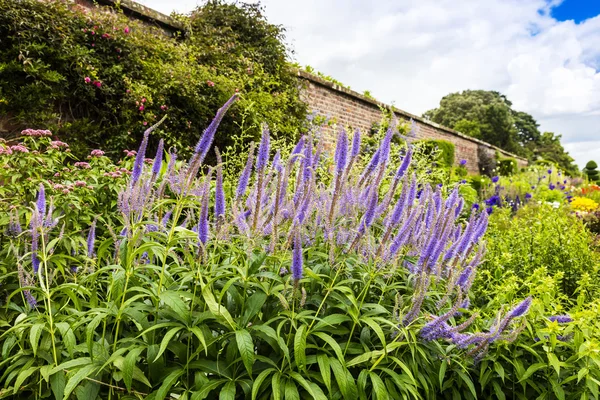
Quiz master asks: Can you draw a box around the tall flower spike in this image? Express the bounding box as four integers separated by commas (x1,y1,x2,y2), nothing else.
152,139,164,176
351,128,361,159
236,142,256,200
87,219,97,258
334,127,348,175
256,125,270,171
132,114,167,186
214,148,225,220
395,148,412,181
193,94,238,163
36,184,46,220
292,230,303,282
198,184,210,246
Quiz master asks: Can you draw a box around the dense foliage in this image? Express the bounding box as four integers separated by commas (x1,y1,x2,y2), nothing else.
0,0,306,159
418,139,455,168
423,90,577,174
2,98,600,399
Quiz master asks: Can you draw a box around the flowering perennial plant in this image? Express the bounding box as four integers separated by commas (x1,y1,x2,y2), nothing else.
0,98,539,399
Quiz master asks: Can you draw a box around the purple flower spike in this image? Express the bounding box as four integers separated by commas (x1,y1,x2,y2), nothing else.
198,192,209,245
292,231,303,282
256,125,270,171
334,128,348,175
351,128,361,159
548,315,572,323
132,114,167,185
87,219,97,258
215,149,225,219
36,183,46,219
236,143,256,200
395,148,412,180
194,94,238,162
358,187,378,235
508,297,532,319
152,139,164,176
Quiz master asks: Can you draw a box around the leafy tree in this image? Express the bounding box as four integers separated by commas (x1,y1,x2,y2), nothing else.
424,90,578,174
534,132,578,176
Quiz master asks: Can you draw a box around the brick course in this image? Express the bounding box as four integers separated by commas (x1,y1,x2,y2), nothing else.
298,70,528,174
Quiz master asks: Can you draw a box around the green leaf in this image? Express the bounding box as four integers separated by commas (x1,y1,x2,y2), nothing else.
154,368,184,400
330,358,357,399
13,366,38,394
369,372,389,400
63,364,98,400
119,348,150,390
201,284,236,330
56,322,76,358
492,381,506,400
290,372,327,400
159,291,190,325
30,322,44,357
219,381,236,400
235,330,255,376
50,371,66,400
272,373,282,400
518,362,547,382
439,362,447,388
189,326,208,356
284,379,300,400
294,325,308,372
317,354,331,394
75,381,100,400
457,371,477,399
313,332,345,365
251,368,275,400
494,362,505,382
153,327,183,362
241,291,267,326
548,353,561,375
361,318,386,348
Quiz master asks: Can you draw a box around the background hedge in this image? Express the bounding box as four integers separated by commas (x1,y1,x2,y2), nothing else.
0,0,306,159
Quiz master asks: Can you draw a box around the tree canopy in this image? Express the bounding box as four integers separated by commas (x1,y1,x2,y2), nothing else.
423,90,577,174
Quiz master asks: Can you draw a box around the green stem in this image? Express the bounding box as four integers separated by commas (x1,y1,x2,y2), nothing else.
39,234,58,366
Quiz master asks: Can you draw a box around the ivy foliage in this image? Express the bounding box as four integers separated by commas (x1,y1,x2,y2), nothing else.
0,0,306,160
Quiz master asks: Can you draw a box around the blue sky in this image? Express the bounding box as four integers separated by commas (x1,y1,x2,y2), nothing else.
552,0,600,24
139,0,600,169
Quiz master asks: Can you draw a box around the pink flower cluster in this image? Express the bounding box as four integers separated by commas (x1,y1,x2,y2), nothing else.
10,145,29,153
104,167,130,178
90,149,105,157
84,77,102,88
206,80,215,87
21,129,52,137
74,162,91,169
123,150,137,157
50,141,69,149
0,146,13,155
52,181,93,192
144,158,154,165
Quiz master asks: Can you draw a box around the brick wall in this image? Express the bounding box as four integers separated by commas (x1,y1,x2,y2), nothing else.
298,70,528,174
67,0,529,174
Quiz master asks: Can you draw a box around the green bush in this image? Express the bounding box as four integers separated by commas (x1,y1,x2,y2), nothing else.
419,139,455,167
585,160,599,182
478,205,600,298
497,157,517,176
0,0,306,159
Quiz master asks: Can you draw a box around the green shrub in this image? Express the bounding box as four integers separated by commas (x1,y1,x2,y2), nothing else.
478,205,600,298
419,139,455,167
585,160,599,182
497,157,517,176
0,0,306,160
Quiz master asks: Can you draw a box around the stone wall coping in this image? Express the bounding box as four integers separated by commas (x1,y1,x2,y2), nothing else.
296,69,528,163
96,0,184,32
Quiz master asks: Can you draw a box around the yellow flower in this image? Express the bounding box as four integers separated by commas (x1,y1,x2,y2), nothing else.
571,197,599,212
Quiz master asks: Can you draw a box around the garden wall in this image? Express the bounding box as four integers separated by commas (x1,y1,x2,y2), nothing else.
71,0,528,174
297,70,528,173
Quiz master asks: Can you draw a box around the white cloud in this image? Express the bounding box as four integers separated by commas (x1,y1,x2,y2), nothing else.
137,0,600,169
